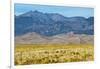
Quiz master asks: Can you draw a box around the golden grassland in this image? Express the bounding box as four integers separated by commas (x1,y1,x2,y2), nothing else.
15,44,94,65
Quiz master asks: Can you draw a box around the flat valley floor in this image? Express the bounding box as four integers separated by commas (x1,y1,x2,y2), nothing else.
14,44,94,65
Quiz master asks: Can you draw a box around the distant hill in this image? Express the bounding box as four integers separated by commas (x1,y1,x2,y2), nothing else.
15,10,94,36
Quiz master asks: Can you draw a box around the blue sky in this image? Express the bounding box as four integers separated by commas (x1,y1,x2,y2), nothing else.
15,3,94,18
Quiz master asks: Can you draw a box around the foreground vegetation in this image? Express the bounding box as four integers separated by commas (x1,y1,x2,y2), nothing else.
15,44,94,65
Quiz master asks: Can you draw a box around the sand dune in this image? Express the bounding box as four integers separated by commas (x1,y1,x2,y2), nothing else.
15,32,94,44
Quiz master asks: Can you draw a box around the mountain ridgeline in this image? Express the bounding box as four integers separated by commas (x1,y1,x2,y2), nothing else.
15,10,94,36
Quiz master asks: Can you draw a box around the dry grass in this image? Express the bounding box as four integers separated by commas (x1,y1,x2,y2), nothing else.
15,44,94,65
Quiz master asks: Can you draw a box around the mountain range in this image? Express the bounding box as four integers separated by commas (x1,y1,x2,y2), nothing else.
15,10,94,36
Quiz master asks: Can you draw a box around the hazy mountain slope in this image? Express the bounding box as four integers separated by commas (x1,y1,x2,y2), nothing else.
15,10,94,36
